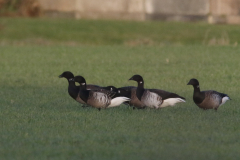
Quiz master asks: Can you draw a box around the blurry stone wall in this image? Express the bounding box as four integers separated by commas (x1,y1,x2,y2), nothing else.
209,0,240,24
145,0,209,21
38,0,240,24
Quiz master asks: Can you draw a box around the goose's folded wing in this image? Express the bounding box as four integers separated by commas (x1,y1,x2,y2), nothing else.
86,84,102,90
119,86,137,92
91,89,116,99
149,89,186,100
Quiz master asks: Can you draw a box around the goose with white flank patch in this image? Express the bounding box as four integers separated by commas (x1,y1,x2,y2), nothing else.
74,76,130,110
128,75,186,109
187,78,230,110
58,71,101,105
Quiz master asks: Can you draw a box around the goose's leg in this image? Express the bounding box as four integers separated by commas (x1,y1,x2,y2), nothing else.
82,104,87,108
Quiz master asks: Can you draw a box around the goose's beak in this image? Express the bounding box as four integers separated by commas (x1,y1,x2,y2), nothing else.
128,77,133,81
58,74,63,78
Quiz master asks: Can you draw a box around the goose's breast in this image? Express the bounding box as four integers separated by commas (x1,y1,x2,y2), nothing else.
197,92,221,109
87,92,110,108
142,90,162,108
129,89,145,108
76,94,86,104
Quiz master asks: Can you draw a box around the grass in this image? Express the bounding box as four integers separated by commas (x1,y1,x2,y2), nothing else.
0,18,240,46
0,18,240,159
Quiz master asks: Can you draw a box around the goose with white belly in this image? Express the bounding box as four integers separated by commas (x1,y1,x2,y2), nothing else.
59,71,102,105
128,75,186,109
187,78,230,110
74,76,130,110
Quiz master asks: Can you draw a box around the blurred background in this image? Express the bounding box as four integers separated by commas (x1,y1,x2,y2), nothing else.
1,0,240,24
1,1,240,160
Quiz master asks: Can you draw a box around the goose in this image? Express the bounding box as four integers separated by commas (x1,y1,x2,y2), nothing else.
59,71,84,104
117,86,136,102
115,87,134,107
58,71,101,105
117,86,137,107
96,86,131,107
99,86,118,92
128,75,186,109
116,88,132,100
187,78,230,110
74,76,130,110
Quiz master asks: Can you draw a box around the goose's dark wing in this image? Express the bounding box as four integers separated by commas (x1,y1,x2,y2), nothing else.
149,89,186,100
119,86,137,92
91,89,116,99
116,88,132,99
212,91,229,99
204,90,230,102
86,84,102,90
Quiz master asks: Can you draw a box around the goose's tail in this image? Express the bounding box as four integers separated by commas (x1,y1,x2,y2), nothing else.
108,97,131,108
220,96,230,106
160,98,186,108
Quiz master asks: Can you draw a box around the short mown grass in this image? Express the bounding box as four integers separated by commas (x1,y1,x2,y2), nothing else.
0,18,240,46
0,18,240,159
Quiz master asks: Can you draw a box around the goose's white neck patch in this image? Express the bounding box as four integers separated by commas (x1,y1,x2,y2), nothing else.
140,81,142,84
81,83,85,85
69,78,74,81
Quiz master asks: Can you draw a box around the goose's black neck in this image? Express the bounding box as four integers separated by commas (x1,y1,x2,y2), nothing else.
68,78,75,86
193,85,200,93
137,80,144,88
67,78,79,100
78,81,89,103
80,83,87,90
193,85,205,104
136,80,145,101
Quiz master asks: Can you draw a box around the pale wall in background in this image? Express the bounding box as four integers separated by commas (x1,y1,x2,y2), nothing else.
38,0,240,24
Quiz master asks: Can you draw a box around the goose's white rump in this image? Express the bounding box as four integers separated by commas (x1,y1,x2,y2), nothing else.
108,97,130,107
160,98,186,108
220,96,230,106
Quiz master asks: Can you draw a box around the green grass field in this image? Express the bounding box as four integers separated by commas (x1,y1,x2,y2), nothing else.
0,18,240,160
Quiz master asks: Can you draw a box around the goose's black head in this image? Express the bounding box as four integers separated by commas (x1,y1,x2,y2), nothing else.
59,71,74,81
129,75,144,83
129,75,144,88
187,78,200,87
74,76,87,86
105,86,118,92
117,88,131,98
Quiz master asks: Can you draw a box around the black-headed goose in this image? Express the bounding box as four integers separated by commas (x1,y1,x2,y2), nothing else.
74,76,130,110
187,78,230,110
59,71,101,105
128,75,186,109
59,71,84,104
